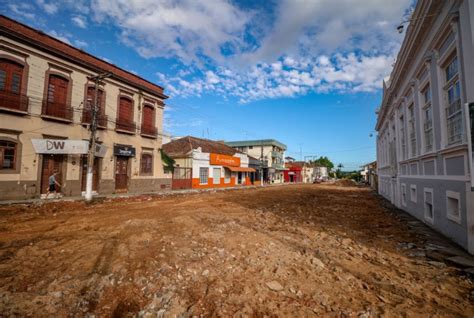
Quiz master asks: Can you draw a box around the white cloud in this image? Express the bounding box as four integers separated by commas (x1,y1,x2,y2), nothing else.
72,15,87,28
90,0,252,64
36,0,59,15
48,30,72,45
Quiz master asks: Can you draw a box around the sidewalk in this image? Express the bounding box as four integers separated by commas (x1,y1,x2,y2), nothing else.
0,182,290,206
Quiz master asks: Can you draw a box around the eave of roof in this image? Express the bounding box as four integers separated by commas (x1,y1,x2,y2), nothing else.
225,139,287,151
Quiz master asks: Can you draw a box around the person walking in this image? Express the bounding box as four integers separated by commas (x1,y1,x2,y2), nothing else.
45,170,61,199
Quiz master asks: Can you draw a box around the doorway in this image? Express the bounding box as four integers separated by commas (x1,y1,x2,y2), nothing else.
81,156,99,192
115,156,129,191
41,154,63,194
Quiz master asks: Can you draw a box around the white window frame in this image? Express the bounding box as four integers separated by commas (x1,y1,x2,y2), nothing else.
410,184,417,203
446,190,461,224
213,167,221,185
424,188,434,224
199,167,209,185
443,55,463,146
421,83,434,153
401,183,407,207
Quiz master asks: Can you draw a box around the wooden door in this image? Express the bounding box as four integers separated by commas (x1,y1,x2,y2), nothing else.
115,156,128,191
142,105,154,127
81,156,99,191
119,98,133,121
41,155,63,194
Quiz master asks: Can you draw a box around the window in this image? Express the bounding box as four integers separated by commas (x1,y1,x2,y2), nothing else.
444,56,463,145
44,74,71,119
424,188,434,224
446,191,461,224
224,168,231,183
399,115,406,160
422,84,434,152
0,59,23,93
249,146,253,149
213,168,221,184
0,140,16,170
140,153,153,175
141,104,156,136
86,87,105,112
410,185,417,203
199,167,208,184
116,97,135,132
401,184,407,206
408,105,416,157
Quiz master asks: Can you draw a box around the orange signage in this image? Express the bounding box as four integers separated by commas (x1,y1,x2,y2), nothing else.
210,153,240,167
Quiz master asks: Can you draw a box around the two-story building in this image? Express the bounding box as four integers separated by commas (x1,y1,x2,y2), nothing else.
0,15,170,200
375,1,474,253
225,139,287,183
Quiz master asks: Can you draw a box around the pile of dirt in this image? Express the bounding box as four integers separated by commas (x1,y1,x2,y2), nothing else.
334,179,356,187
0,184,472,316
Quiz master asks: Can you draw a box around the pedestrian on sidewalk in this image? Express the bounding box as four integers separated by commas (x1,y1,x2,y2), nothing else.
45,170,61,199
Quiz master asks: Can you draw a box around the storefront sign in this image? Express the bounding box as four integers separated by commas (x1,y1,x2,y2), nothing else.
114,145,136,157
94,143,108,158
210,153,240,167
32,139,89,154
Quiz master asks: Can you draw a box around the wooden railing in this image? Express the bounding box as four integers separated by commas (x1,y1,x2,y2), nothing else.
141,125,157,137
82,111,108,128
0,90,29,113
42,100,73,121
115,118,136,133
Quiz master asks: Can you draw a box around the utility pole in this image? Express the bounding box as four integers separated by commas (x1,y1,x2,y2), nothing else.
85,72,111,202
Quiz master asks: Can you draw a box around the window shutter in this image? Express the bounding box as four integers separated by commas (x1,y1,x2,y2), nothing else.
48,75,68,105
119,97,133,122
143,105,154,127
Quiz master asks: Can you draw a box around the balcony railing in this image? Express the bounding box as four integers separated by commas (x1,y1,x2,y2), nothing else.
0,90,29,113
42,100,73,121
115,118,136,134
141,125,157,137
82,111,108,129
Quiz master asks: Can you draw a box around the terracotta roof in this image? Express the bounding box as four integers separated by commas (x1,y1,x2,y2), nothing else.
162,136,237,157
0,15,167,100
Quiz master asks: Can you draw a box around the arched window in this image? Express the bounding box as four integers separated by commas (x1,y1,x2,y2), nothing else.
0,59,23,94
43,74,71,120
0,140,17,170
83,86,107,127
0,58,27,112
116,96,135,133
141,104,156,136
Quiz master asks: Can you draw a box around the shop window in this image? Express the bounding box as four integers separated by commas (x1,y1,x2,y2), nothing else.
140,153,153,175
424,188,434,224
224,168,231,183
446,191,461,224
410,185,417,203
199,167,208,184
0,140,16,170
213,168,221,184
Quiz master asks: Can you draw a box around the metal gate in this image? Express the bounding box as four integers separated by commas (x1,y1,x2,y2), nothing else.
172,167,192,190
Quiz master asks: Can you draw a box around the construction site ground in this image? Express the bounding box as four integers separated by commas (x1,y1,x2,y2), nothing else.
0,183,473,317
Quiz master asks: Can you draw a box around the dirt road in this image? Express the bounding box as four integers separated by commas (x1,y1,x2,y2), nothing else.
0,184,472,317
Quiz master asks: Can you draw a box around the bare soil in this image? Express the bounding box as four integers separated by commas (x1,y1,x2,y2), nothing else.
0,184,472,317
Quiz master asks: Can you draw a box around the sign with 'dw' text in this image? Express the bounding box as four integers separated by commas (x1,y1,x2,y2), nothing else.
31,139,89,154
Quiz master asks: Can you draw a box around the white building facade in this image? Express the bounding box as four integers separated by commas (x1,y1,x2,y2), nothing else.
376,0,474,253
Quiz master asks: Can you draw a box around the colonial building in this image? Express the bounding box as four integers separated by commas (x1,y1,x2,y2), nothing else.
162,136,256,189
225,139,287,183
360,161,377,190
0,15,170,200
375,1,474,253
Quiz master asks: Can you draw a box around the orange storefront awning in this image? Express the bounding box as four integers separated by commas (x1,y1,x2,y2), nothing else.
224,166,256,172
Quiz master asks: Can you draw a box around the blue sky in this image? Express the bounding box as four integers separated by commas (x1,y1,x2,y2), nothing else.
2,0,414,170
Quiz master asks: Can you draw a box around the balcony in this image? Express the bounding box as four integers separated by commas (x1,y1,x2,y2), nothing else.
115,118,136,134
0,90,29,114
271,151,283,158
41,100,73,122
141,125,157,138
82,111,108,129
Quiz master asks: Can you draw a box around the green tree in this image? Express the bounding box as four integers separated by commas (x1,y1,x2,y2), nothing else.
312,156,334,170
